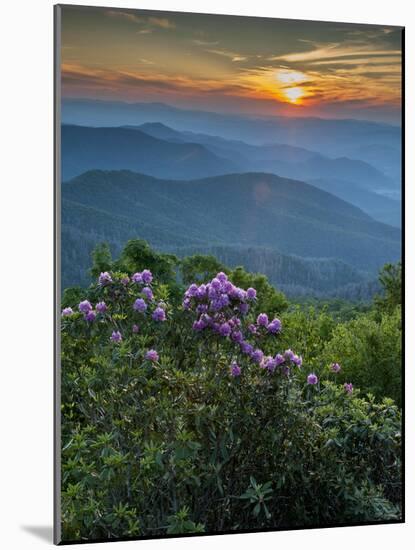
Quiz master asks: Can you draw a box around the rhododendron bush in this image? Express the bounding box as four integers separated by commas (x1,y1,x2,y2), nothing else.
60,250,401,541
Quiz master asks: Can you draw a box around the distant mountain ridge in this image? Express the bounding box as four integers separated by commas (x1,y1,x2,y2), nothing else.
306,178,401,228
132,121,401,227
132,121,396,190
62,122,400,227
61,169,400,290
61,124,238,180
62,99,401,158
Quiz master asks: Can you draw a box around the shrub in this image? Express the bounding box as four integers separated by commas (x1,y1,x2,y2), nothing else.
60,268,401,541
321,308,402,406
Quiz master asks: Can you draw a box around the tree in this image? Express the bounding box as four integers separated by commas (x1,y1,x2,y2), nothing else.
90,242,113,280
115,239,178,284
181,254,226,285
375,262,402,313
230,265,288,314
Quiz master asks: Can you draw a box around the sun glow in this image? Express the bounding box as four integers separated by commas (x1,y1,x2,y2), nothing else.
274,69,309,104
283,86,305,104
276,70,306,85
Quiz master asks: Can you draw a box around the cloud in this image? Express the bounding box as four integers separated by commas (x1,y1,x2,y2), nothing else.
61,56,401,114
105,10,143,24
206,48,248,62
311,56,401,67
269,42,401,64
148,17,175,29
60,60,401,123
105,10,175,30
193,39,220,46
61,63,252,97
237,59,401,109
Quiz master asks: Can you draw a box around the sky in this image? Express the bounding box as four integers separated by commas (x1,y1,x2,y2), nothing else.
60,6,403,124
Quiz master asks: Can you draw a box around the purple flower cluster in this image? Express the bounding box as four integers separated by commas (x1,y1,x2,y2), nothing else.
146,349,159,362
184,273,251,341
307,373,318,385
133,298,147,312
63,268,354,394
267,318,282,334
255,313,282,335
251,349,264,364
230,362,242,377
142,287,154,301
110,330,122,343
184,272,301,378
152,306,166,322
74,299,109,323
84,310,96,322
246,288,257,301
79,300,92,314
96,301,108,314
98,272,112,285
130,270,168,323
284,349,302,366
64,270,169,358
132,270,153,285
331,362,341,373
184,272,250,317
257,313,269,326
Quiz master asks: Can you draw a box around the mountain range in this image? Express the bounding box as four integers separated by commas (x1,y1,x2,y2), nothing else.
62,99,401,169
60,100,402,298
62,122,401,227
61,124,237,181
61,169,401,292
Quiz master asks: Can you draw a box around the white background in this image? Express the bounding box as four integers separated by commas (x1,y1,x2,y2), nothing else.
0,0,412,548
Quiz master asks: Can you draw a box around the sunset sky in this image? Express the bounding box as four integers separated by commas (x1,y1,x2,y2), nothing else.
60,6,403,124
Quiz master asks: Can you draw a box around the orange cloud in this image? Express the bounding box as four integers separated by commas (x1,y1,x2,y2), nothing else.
105,10,175,30
148,17,175,29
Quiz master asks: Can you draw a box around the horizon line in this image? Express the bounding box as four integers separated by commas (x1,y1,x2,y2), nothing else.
61,96,401,128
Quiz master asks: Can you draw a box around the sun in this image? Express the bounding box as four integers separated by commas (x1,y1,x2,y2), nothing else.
274,69,308,104
283,86,305,104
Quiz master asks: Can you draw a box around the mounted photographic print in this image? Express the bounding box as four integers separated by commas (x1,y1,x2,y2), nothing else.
54,4,404,544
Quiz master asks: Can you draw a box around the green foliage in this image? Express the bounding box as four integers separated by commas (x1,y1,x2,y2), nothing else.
60,240,402,542
178,245,370,298
166,507,205,534
375,262,402,314
294,297,371,322
321,308,402,406
181,254,226,286
90,243,112,280
230,266,288,315
239,478,273,520
279,305,336,368
62,286,87,310
116,239,178,285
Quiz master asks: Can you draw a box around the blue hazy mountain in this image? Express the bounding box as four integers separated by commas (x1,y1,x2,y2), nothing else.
344,143,401,182
62,99,401,164
61,169,400,291
125,122,400,227
62,121,400,226
134,122,397,192
61,124,238,180
133,122,319,164
306,178,401,228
